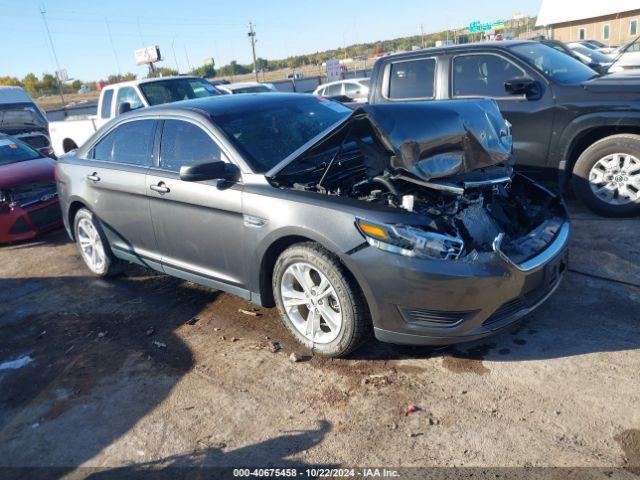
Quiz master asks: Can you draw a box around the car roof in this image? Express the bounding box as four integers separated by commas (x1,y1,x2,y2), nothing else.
102,76,203,89
128,92,316,119
380,40,532,62
224,82,268,90
317,78,369,88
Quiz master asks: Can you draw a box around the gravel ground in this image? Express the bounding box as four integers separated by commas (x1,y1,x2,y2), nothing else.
0,200,638,478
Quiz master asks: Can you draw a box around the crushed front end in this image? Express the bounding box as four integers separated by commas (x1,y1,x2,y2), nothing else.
269,99,570,345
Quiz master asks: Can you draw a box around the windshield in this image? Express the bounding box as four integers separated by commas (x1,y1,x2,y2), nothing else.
510,43,598,83
231,85,273,94
214,96,352,173
139,78,220,106
0,103,48,130
0,137,41,165
572,45,612,63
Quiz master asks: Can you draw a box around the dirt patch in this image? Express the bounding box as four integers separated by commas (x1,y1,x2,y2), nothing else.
615,429,640,470
441,356,490,375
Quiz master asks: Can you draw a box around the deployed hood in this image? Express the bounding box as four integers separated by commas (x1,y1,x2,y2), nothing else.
268,99,513,184
581,72,640,93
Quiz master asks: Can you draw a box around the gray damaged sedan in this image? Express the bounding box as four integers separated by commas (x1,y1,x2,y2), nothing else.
56,93,569,357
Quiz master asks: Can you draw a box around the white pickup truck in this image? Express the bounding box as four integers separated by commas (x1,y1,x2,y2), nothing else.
49,76,220,156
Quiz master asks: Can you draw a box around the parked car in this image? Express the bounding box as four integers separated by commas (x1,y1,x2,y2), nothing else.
0,86,52,154
214,82,278,94
368,40,640,216
580,40,618,55
566,43,614,72
56,94,569,357
0,134,61,243
607,39,640,72
49,76,221,156
538,39,609,73
313,78,371,103
287,72,305,80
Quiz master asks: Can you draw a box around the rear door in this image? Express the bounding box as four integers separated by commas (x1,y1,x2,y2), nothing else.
449,52,556,171
81,118,160,266
147,118,246,291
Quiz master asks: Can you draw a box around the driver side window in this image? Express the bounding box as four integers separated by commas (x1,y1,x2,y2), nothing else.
115,87,143,113
159,120,226,172
452,54,527,98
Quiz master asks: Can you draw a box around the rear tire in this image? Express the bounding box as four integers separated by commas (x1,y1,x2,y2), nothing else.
272,242,369,358
572,134,640,217
73,208,121,277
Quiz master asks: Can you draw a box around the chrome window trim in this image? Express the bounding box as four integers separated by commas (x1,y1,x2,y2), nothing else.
381,56,438,101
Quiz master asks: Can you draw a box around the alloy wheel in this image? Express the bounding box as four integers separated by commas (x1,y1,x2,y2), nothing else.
589,153,640,205
77,217,106,273
280,262,342,344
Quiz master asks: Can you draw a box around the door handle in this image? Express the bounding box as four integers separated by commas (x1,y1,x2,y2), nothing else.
150,182,170,194
87,173,100,182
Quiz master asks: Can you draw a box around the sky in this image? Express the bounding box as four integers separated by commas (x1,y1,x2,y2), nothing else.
0,0,542,82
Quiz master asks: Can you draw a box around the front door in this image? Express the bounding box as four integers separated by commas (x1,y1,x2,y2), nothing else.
147,118,247,292
81,118,159,267
450,52,556,174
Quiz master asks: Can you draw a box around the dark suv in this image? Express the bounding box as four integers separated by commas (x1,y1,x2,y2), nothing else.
56,94,569,357
368,40,640,216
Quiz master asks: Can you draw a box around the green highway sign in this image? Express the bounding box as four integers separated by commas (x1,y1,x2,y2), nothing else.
469,19,505,32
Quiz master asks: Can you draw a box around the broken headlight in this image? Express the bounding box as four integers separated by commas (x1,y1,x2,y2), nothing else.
355,218,464,260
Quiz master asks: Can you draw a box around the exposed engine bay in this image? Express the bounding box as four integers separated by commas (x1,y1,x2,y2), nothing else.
269,100,567,263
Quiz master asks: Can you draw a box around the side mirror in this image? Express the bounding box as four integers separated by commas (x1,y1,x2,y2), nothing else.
179,161,239,182
117,102,131,115
504,78,540,99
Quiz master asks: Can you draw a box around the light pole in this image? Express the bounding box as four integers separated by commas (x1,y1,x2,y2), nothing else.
171,36,181,73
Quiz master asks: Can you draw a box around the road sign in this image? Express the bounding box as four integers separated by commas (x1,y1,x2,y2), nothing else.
469,21,482,32
326,58,341,82
470,20,505,32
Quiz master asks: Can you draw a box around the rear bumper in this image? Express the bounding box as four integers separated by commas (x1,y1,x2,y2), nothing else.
0,198,63,244
347,217,570,346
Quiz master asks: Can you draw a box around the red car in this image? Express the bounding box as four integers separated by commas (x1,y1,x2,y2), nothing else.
0,135,62,243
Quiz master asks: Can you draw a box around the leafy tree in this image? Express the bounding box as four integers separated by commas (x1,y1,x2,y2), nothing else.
147,67,179,78
191,63,216,78
0,76,21,87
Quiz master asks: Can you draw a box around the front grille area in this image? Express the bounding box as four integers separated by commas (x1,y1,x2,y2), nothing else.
28,203,62,229
9,181,57,207
400,307,478,328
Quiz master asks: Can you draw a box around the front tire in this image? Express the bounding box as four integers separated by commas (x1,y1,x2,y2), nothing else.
572,134,640,217
74,208,121,277
272,242,369,357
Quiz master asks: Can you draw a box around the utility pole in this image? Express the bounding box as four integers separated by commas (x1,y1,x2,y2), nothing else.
421,24,425,48
105,18,122,75
39,5,65,106
183,44,192,72
171,36,181,73
247,22,259,82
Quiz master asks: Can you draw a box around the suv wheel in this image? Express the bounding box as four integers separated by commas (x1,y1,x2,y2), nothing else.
74,208,121,277
572,134,640,217
272,242,369,357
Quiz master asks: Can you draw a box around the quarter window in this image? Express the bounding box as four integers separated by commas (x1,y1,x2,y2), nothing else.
100,89,114,119
603,24,611,40
388,58,436,99
115,87,144,113
631,20,638,36
160,120,225,172
92,120,156,166
344,82,361,94
452,54,526,98
324,83,342,96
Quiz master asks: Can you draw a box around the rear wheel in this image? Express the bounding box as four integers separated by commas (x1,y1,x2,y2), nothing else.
73,208,121,277
272,242,369,357
572,134,640,217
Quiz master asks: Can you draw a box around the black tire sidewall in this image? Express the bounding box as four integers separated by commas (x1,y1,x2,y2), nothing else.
572,135,640,217
272,245,360,357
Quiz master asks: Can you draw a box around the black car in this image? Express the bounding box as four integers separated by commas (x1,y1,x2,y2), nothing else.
368,40,640,216
55,94,568,357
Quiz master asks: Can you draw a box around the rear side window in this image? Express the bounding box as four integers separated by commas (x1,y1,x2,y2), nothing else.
160,120,225,172
452,54,525,98
92,120,156,166
388,58,436,99
325,84,342,96
100,90,114,119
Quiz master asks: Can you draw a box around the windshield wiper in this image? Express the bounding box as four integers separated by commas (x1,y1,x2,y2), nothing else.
605,33,640,73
